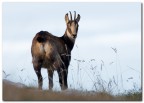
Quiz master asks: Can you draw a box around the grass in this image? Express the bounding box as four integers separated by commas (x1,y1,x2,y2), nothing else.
3,79,142,101
115,91,142,101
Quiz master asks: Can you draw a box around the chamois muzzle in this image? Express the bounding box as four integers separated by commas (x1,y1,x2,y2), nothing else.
72,34,77,38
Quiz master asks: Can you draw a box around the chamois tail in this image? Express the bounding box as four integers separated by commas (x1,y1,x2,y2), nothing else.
36,31,47,43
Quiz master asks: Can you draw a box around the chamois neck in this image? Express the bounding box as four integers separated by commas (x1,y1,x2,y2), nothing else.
61,31,75,51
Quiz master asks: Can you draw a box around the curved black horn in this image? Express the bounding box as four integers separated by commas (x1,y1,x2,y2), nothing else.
69,11,72,20
74,11,76,20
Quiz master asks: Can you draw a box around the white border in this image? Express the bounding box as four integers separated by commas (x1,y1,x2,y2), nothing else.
0,0,143,2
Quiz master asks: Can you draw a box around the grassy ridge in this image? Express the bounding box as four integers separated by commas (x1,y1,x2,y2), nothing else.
3,79,142,101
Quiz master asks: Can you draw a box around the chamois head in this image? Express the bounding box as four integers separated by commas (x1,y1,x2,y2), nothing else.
65,11,80,41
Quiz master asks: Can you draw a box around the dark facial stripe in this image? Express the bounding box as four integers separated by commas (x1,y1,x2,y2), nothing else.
67,25,72,34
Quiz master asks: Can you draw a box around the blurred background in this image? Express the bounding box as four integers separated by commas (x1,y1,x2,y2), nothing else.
2,2,141,94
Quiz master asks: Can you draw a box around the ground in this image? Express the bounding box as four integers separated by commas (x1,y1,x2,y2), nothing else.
2,79,142,101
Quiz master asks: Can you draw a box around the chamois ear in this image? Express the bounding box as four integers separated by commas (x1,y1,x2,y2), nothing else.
76,14,80,22
65,13,69,24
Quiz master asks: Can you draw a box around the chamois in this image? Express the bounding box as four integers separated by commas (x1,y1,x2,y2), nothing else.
31,11,80,90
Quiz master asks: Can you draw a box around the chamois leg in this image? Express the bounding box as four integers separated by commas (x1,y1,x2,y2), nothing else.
57,68,68,90
33,63,43,90
48,69,54,90
57,69,62,89
63,69,68,90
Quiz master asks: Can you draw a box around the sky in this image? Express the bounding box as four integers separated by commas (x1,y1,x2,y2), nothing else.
2,2,141,94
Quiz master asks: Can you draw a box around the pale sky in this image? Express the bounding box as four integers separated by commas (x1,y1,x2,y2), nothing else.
2,2,141,93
